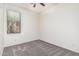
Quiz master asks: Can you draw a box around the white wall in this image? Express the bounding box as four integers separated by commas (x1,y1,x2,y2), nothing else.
40,4,79,53
0,4,4,55
3,4,39,47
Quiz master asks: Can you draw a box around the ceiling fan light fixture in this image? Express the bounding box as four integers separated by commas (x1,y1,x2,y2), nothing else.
31,3,45,8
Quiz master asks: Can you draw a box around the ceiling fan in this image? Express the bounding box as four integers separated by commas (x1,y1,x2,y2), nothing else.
31,3,45,8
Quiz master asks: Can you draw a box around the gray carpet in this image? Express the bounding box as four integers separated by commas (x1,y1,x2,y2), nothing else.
2,40,79,56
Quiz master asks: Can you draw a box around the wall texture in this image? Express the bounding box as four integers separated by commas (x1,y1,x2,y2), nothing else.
3,4,39,47
0,4,4,55
40,4,79,53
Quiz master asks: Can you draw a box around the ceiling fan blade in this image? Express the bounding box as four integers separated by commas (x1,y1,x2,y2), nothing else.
40,3,45,6
33,4,36,7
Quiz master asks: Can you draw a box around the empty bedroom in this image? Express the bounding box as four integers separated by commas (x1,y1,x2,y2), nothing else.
0,3,79,56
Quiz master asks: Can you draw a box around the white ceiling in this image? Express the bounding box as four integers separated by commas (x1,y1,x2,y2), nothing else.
12,3,58,13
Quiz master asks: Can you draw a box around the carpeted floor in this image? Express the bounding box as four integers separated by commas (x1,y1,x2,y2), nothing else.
2,40,79,56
